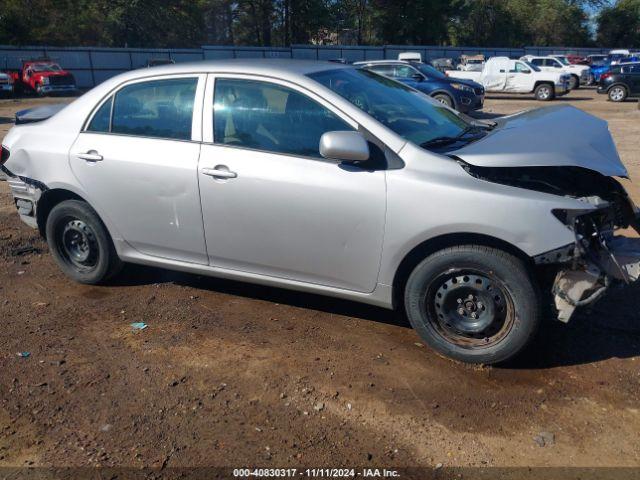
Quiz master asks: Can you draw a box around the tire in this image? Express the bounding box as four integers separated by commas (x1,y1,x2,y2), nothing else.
569,75,580,90
433,93,454,108
534,83,554,101
608,85,627,102
45,200,123,284
404,245,540,365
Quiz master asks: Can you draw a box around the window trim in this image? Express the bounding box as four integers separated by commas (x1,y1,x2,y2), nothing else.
82,73,206,143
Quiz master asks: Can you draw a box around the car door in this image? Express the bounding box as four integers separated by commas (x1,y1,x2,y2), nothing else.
197,75,386,292
506,61,533,92
69,74,209,264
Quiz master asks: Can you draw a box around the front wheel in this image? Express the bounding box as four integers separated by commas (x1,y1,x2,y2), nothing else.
534,84,554,101
404,245,540,364
45,200,123,284
569,75,580,90
432,93,454,108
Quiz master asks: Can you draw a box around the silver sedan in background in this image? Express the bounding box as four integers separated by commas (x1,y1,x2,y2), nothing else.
2,59,640,364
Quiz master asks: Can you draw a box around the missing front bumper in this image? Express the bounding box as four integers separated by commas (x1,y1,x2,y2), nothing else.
552,236,640,322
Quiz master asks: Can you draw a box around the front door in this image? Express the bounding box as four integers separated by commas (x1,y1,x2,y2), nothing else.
198,76,386,292
69,74,208,264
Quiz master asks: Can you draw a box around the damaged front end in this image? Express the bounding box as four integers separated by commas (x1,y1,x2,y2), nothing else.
549,201,640,322
462,163,640,323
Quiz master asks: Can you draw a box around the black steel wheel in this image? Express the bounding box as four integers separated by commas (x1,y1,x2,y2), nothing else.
46,200,123,284
404,245,540,364
428,271,515,349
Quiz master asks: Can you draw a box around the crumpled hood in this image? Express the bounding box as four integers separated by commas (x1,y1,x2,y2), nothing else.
453,105,627,177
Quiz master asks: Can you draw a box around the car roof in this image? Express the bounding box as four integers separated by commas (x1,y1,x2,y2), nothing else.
352,60,411,66
120,58,351,83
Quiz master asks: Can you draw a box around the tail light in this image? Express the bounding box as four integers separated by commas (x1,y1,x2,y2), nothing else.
601,72,612,81
1,146,9,166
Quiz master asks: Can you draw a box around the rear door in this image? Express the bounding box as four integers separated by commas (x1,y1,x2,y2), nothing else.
69,74,208,264
197,75,386,292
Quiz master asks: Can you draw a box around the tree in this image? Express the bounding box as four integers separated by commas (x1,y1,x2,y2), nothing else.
597,0,640,47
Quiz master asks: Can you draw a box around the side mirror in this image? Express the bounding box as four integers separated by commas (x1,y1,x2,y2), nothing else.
411,73,424,81
522,69,531,74
319,131,370,163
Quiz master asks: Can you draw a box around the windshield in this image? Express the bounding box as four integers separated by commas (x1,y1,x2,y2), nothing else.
308,68,470,148
414,63,447,79
31,63,62,72
556,56,570,65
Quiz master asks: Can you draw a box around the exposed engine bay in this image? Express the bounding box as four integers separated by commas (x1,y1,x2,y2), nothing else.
460,162,640,322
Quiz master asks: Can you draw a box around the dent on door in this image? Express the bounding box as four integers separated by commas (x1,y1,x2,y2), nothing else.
69,133,208,264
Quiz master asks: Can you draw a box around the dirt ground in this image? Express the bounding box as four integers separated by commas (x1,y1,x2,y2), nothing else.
1,89,640,476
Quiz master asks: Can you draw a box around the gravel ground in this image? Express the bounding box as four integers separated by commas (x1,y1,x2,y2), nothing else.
1,89,640,475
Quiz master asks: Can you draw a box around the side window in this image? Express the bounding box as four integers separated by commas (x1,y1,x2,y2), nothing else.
213,78,353,158
368,65,396,77
87,95,113,132
530,59,543,66
394,65,416,78
111,78,197,140
630,65,640,74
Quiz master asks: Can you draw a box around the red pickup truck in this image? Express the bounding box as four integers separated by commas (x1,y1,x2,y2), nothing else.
9,59,77,96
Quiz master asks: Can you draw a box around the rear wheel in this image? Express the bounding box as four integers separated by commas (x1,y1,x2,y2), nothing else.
534,84,554,101
45,200,123,284
404,245,540,364
608,85,627,102
433,93,454,108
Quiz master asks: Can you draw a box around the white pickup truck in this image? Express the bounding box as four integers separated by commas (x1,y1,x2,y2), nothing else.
520,55,592,89
446,57,571,101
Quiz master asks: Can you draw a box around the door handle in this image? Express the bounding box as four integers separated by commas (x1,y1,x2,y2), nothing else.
201,166,237,179
76,150,103,162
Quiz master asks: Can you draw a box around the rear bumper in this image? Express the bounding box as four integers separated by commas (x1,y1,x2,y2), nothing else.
0,165,44,229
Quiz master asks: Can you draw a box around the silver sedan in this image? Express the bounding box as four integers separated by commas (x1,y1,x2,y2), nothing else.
2,59,639,364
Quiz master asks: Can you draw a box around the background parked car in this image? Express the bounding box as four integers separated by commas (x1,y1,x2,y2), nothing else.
457,54,485,72
0,72,14,97
598,62,640,102
354,59,484,112
447,57,571,101
587,54,608,66
8,58,76,96
521,55,591,88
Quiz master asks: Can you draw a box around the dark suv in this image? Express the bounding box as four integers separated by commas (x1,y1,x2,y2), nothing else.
354,60,484,113
597,62,640,102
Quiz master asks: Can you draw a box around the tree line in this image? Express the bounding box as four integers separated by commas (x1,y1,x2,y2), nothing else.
0,0,638,49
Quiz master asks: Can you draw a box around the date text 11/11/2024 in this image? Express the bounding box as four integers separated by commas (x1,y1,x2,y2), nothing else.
232,468,401,478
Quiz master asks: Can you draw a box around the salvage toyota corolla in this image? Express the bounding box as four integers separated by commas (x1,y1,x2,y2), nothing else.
2,59,639,364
